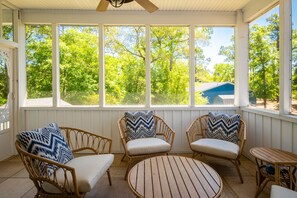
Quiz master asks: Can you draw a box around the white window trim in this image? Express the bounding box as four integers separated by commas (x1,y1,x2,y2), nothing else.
279,0,292,115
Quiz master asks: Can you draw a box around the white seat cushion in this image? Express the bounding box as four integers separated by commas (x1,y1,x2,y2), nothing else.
190,138,239,159
126,138,171,156
271,185,297,198
43,154,114,193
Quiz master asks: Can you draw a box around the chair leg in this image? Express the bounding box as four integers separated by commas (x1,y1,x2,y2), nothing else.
107,169,112,186
234,160,243,183
125,159,133,180
121,154,126,162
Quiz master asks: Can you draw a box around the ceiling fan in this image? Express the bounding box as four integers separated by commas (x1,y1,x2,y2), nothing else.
96,0,159,13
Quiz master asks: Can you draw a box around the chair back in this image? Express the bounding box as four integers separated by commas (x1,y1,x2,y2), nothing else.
118,114,175,150
187,114,246,154
60,127,112,154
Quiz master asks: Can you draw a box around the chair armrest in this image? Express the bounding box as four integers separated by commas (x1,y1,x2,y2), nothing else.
60,127,112,154
15,141,80,196
154,115,175,147
186,117,204,144
237,120,246,156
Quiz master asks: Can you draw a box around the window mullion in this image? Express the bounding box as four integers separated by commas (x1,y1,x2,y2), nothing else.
145,25,151,108
189,25,195,107
99,24,105,107
52,23,60,107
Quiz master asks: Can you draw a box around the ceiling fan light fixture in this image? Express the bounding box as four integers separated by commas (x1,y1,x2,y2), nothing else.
109,0,125,8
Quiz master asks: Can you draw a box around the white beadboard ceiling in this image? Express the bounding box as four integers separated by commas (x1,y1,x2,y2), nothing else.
6,0,251,12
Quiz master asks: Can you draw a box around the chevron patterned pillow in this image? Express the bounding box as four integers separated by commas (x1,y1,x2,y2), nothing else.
206,112,241,144
125,111,156,141
17,123,74,176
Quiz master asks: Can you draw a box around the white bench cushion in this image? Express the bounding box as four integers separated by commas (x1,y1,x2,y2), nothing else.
190,138,239,159
126,138,171,156
271,185,297,198
43,154,114,193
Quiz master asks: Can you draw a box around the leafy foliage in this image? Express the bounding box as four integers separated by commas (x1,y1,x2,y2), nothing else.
59,26,99,105
0,52,9,106
249,14,280,108
105,26,146,105
26,25,52,99
17,13,296,107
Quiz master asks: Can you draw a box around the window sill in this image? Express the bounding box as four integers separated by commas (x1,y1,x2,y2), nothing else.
21,105,239,111
240,106,297,123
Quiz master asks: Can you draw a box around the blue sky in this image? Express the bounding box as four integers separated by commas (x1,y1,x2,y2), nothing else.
203,5,288,72
292,0,297,30
202,27,234,72
250,6,279,26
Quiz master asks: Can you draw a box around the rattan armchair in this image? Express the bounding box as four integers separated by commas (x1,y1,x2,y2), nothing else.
15,127,113,198
118,114,175,179
186,114,246,183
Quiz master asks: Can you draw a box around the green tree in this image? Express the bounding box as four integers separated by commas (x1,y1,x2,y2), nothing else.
213,63,234,83
292,30,297,98
26,25,52,99
213,36,235,83
2,25,13,41
150,27,190,105
104,26,146,105
194,28,213,83
249,17,279,108
0,52,9,106
59,26,99,105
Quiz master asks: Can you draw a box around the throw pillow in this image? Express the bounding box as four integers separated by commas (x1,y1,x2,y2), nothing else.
125,111,156,141
16,123,74,175
206,112,241,144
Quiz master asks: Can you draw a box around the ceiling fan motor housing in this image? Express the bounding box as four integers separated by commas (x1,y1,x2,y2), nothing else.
108,0,133,8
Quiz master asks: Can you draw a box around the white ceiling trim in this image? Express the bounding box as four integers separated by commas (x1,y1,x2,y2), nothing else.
243,0,279,22
21,10,236,25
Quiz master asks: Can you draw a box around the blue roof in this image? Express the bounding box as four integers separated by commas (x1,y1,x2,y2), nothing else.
196,82,234,92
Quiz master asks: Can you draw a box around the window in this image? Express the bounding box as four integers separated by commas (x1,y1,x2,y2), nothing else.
249,6,280,111
150,26,190,105
195,27,235,105
1,4,13,41
59,25,99,106
26,25,53,106
291,0,297,114
105,26,146,105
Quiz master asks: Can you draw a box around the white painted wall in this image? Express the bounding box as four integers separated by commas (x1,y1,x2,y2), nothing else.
20,106,297,160
242,108,297,160
0,131,13,160
21,107,238,153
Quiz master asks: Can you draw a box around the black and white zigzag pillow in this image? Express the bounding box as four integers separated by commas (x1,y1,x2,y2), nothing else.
206,112,241,144
17,123,74,175
125,111,156,141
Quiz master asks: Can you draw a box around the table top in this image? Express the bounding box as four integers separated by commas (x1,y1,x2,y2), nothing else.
250,147,297,164
128,155,222,198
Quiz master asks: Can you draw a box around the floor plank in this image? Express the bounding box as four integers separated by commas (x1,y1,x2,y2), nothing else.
0,154,270,198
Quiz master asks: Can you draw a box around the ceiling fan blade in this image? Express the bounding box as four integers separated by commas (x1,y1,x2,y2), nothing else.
134,0,158,13
96,0,109,12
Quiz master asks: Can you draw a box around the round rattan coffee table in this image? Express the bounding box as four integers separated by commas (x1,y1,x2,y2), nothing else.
128,155,223,198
